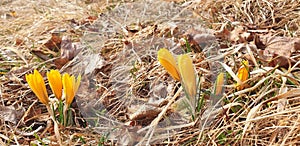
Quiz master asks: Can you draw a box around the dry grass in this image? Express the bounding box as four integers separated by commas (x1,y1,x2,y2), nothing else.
1,0,300,145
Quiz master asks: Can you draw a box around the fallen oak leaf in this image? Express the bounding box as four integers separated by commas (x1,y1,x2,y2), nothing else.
31,33,61,60
60,36,82,60
181,28,217,53
44,32,62,52
261,36,300,57
229,26,250,43
128,104,162,126
55,36,83,68
0,105,24,124
258,35,300,67
54,58,69,69
215,25,252,44
30,49,56,61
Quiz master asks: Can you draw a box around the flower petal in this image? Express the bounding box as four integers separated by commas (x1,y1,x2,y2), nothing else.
26,70,49,105
215,72,225,95
236,60,249,90
74,74,81,94
47,70,63,100
158,48,180,81
63,73,75,106
178,54,196,98
34,70,49,104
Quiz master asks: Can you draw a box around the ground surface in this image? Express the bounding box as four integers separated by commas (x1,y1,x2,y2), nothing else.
1,0,300,145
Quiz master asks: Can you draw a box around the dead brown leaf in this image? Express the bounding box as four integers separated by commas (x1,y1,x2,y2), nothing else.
31,33,61,60
261,36,300,57
31,49,56,61
54,36,83,68
215,25,252,45
44,33,62,52
229,26,251,43
0,105,23,124
257,35,300,67
60,36,82,60
182,28,217,52
15,38,25,46
54,58,69,69
128,105,162,126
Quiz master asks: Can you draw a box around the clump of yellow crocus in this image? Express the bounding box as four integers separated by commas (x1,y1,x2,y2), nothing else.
47,70,63,100
157,48,196,98
62,73,81,107
26,70,49,105
158,48,197,117
236,60,249,90
26,69,81,125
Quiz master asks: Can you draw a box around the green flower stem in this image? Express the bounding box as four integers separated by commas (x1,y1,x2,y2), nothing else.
46,105,62,145
63,104,73,127
58,100,64,125
63,105,68,127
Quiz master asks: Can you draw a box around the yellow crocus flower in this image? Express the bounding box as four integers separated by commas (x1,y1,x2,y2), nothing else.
157,48,181,81
236,60,249,90
177,54,196,98
47,70,63,100
62,73,81,107
215,72,225,95
26,70,49,105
